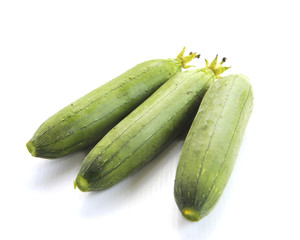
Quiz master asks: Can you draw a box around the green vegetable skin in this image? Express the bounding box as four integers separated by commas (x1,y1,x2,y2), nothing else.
174,73,254,222
74,59,226,191
26,48,196,158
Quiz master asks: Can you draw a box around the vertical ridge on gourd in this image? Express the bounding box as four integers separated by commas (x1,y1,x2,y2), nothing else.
174,69,253,222
74,58,220,192
26,48,197,159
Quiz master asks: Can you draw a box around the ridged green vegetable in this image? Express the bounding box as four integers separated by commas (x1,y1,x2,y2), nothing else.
174,71,254,222
73,58,228,191
26,48,197,158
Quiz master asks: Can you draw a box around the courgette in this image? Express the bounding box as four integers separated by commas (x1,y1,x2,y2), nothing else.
174,71,254,221
26,48,197,158
74,56,229,191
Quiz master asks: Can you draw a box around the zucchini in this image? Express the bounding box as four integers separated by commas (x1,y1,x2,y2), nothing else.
74,57,228,191
26,48,197,158
174,71,254,221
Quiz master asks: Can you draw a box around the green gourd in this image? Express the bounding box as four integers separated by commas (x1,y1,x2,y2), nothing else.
174,71,254,222
74,56,229,192
26,48,197,158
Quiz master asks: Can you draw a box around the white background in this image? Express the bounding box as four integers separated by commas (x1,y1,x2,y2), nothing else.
1,0,299,239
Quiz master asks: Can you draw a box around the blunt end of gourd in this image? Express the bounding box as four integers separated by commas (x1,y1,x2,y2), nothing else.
26,141,37,157
74,175,89,192
181,208,201,222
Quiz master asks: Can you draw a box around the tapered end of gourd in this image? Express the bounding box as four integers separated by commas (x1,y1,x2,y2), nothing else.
177,47,200,69
74,175,89,192
205,55,231,79
26,141,37,157
181,208,201,222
